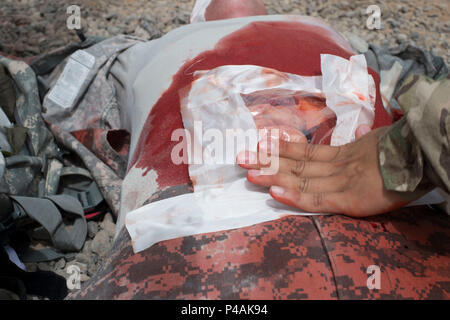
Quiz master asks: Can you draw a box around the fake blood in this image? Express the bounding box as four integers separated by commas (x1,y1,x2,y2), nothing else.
130,21,392,188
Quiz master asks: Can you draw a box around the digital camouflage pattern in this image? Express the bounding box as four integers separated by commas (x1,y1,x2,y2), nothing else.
42,35,143,133
0,51,119,202
0,56,60,196
0,54,92,260
0,63,16,121
379,74,450,193
36,36,143,217
68,183,450,300
48,123,123,217
361,42,448,121
0,58,58,158
70,128,130,179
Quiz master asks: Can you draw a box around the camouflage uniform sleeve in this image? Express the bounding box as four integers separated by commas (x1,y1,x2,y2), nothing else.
378,74,450,193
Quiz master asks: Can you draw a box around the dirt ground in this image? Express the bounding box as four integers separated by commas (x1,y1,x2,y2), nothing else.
1,0,449,64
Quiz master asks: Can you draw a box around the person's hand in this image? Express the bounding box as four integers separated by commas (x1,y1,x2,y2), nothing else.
237,126,426,217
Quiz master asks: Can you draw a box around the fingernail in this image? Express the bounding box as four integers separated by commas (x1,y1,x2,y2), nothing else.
237,151,257,165
247,152,257,164
271,186,285,196
248,169,261,177
259,140,268,152
259,140,277,154
236,151,246,164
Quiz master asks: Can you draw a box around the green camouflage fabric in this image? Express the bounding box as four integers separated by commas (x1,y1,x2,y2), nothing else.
70,128,130,179
0,55,90,259
0,58,58,158
0,63,16,121
47,123,122,217
42,35,143,133
379,74,450,193
0,56,60,196
5,126,28,155
32,36,144,218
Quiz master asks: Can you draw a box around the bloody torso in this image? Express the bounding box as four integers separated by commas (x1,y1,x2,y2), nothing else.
130,21,392,189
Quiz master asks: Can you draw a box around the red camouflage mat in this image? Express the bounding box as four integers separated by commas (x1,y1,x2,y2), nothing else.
69,183,450,299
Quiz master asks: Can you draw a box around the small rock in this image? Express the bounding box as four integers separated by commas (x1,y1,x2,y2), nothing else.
37,262,52,272
54,269,67,278
101,220,116,239
54,258,65,270
396,33,408,43
101,212,114,226
87,221,99,239
337,1,349,9
104,12,117,20
30,22,46,34
38,37,48,46
48,40,65,48
80,274,90,282
25,263,38,272
173,13,189,25
82,240,92,255
108,26,121,35
125,23,137,34
87,263,98,277
91,230,111,257
74,252,90,265
410,32,420,40
14,43,25,54
381,39,391,47
24,45,40,55
100,213,116,239
125,14,138,24
344,11,356,18
388,19,401,28
139,18,162,39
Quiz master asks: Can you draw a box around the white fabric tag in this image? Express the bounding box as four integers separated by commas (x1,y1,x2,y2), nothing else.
47,50,95,109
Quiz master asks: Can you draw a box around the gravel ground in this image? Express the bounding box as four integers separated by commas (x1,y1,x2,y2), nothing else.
21,212,116,299
0,0,448,298
1,0,449,63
